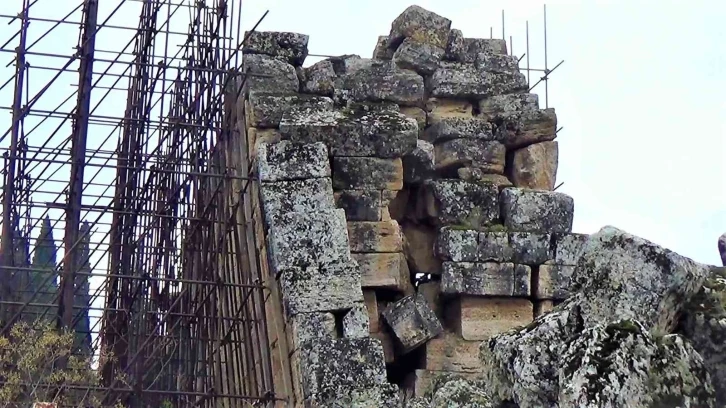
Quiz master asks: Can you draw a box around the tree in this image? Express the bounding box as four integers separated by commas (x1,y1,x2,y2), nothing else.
28,217,59,324
72,221,92,356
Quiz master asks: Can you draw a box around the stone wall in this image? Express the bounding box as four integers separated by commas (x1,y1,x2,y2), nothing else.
230,4,583,407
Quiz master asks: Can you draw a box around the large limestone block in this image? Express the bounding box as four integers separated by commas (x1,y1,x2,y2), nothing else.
333,157,404,191
509,141,558,190
434,139,505,173
370,331,396,364
389,5,452,49
421,180,499,228
309,383,401,408
441,262,530,297
247,92,332,128
242,54,299,94
402,223,442,275
535,264,574,300
300,59,337,96
280,103,418,158
242,31,309,66
355,252,411,292
495,108,557,149
266,209,351,274
393,38,444,75
478,93,540,121
435,227,478,262
279,262,363,317
428,61,527,99
403,140,436,184
422,332,482,373
342,303,370,338
457,168,513,189
449,297,533,341
424,117,494,144
381,293,443,353
334,59,426,106
443,28,465,61
257,140,330,182
288,312,336,351
431,378,495,408
348,220,404,253
548,233,588,266
426,98,473,119
260,178,334,225
334,190,382,221
477,231,512,262
508,232,552,265
500,188,574,233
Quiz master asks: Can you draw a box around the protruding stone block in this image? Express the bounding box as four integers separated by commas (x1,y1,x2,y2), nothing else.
435,227,478,262
537,264,575,300
348,220,404,253
381,293,443,353
476,53,519,73
300,60,336,96
280,104,418,157
424,117,494,144
257,140,330,182
288,312,336,350
549,233,588,265
334,190,382,221
247,93,332,128
260,178,335,225
242,54,299,94
389,5,452,49
496,108,558,149
354,253,411,292
403,369,480,400
457,168,513,189
403,140,436,184
392,38,444,75
478,93,540,121
509,232,553,265
510,141,558,190
428,62,527,99
465,38,508,57
402,223,442,275
373,35,395,60
267,209,352,273
434,139,505,173
478,231,512,262
443,29,465,61
343,303,370,338
500,188,574,233
242,31,309,66
333,157,404,191
449,297,533,341
441,262,530,297
334,59,426,106
279,262,363,317
421,332,481,373
421,180,499,228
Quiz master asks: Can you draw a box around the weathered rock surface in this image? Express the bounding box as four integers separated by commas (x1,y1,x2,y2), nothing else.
402,223,442,275
248,93,332,128
456,168,512,189
257,140,330,182
441,262,530,297
509,141,558,190
548,233,588,265
381,293,443,353
333,157,404,190
335,190,382,221
242,31,309,66
260,178,335,225
435,227,478,262
389,5,452,49
373,35,395,60
495,108,557,149
500,188,574,233
334,59,426,106
279,262,363,316
428,62,527,99
393,38,445,75
242,54,299,94
348,220,404,253
478,93,540,121
536,264,574,300
452,297,533,342
424,117,494,143
508,232,552,265
434,139,505,173
300,59,337,96
403,140,436,184
355,252,411,292
420,180,499,228
342,303,370,338
288,312,336,350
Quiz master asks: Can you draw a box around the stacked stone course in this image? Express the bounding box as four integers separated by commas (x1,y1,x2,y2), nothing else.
234,4,585,407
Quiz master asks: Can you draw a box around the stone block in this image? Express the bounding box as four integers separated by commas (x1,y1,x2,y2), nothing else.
389,5,452,49
287,312,336,350
363,290,380,332
500,188,574,233
354,253,411,292
428,61,527,99
249,128,282,161
392,38,444,75
242,54,299,94
260,178,335,225
478,231,512,262
534,300,555,318
333,157,404,191
257,140,330,182
418,281,443,319
402,223,442,275
370,331,395,363
421,179,499,228
334,59,426,106
495,108,558,149
300,59,336,96
279,262,363,317
441,262,530,297
536,264,575,300
334,190,382,221
465,38,508,57
280,103,418,157
448,297,533,341
343,303,370,338
348,221,404,253
435,227,478,262
509,231,553,265
404,369,480,399
476,53,520,73
509,141,559,190
247,92,332,128
478,93,540,121
242,31,309,66
400,106,427,135
421,332,481,373
373,35,395,60
434,139,505,173
424,117,494,144
381,293,443,353
403,140,436,184
549,233,588,265
457,168,513,189
443,28,465,61
426,98,474,118
267,209,352,273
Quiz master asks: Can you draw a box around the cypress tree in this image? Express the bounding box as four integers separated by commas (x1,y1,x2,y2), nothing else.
73,221,92,355
29,216,59,323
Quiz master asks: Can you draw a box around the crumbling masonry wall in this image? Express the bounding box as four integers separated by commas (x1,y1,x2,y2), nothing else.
225,5,585,407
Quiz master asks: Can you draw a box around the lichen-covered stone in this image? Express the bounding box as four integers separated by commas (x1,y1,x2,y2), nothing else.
424,117,494,143
242,54,299,94
354,252,411,292
478,231,512,262
266,209,351,274
257,140,330,182
495,108,557,149
435,227,478,262
444,29,465,61
389,5,452,49
457,169,513,189
508,232,552,265
426,98,473,118
382,293,443,353
343,303,370,338
536,264,574,300
500,188,574,233
373,35,395,60
279,262,363,317
465,38,507,57
441,262,528,296
280,104,418,158
334,59,425,106
335,190,382,221
478,93,540,121
476,53,519,74
248,92,333,128
314,383,402,408
453,297,534,341
431,378,495,408
260,178,335,225
422,332,482,374
549,233,588,265
421,179,499,228
428,62,527,99
300,60,337,96
509,141,558,190
242,31,309,66
333,157,404,191
288,312,336,350
403,140,436,184
393,38,445,75
434,139,505,173
348,220,404,253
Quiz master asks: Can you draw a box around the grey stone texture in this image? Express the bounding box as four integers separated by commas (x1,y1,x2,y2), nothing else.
300,59,337,96
242,31,309,66
434,139,505,173
288,312,336,349
392,38,445,75
441,262,530,297
435,227,478,262
242,54,299,94
373,35,395,60
334,190,383,221
428,61,527,99
388,5,452,49
548,232,588,265
334,59,426,106
247,92,332,128
260,178,334,225
495,108,558,149
343,303,371,339
424,117,494,144
508,232,552,265
257,140,330,182
332,157,403,190
500,188,574,233
279,262,363,317
478,93,540,121
420,180,499,228
536,264,574,300
403,140,436,184
381,293,443,353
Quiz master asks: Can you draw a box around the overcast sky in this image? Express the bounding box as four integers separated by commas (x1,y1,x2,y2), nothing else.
235,0,726,265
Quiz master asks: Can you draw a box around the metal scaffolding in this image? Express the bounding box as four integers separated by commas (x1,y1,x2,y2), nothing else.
0,0,275,406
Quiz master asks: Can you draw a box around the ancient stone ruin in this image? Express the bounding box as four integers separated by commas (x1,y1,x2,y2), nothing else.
223,5,726,407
